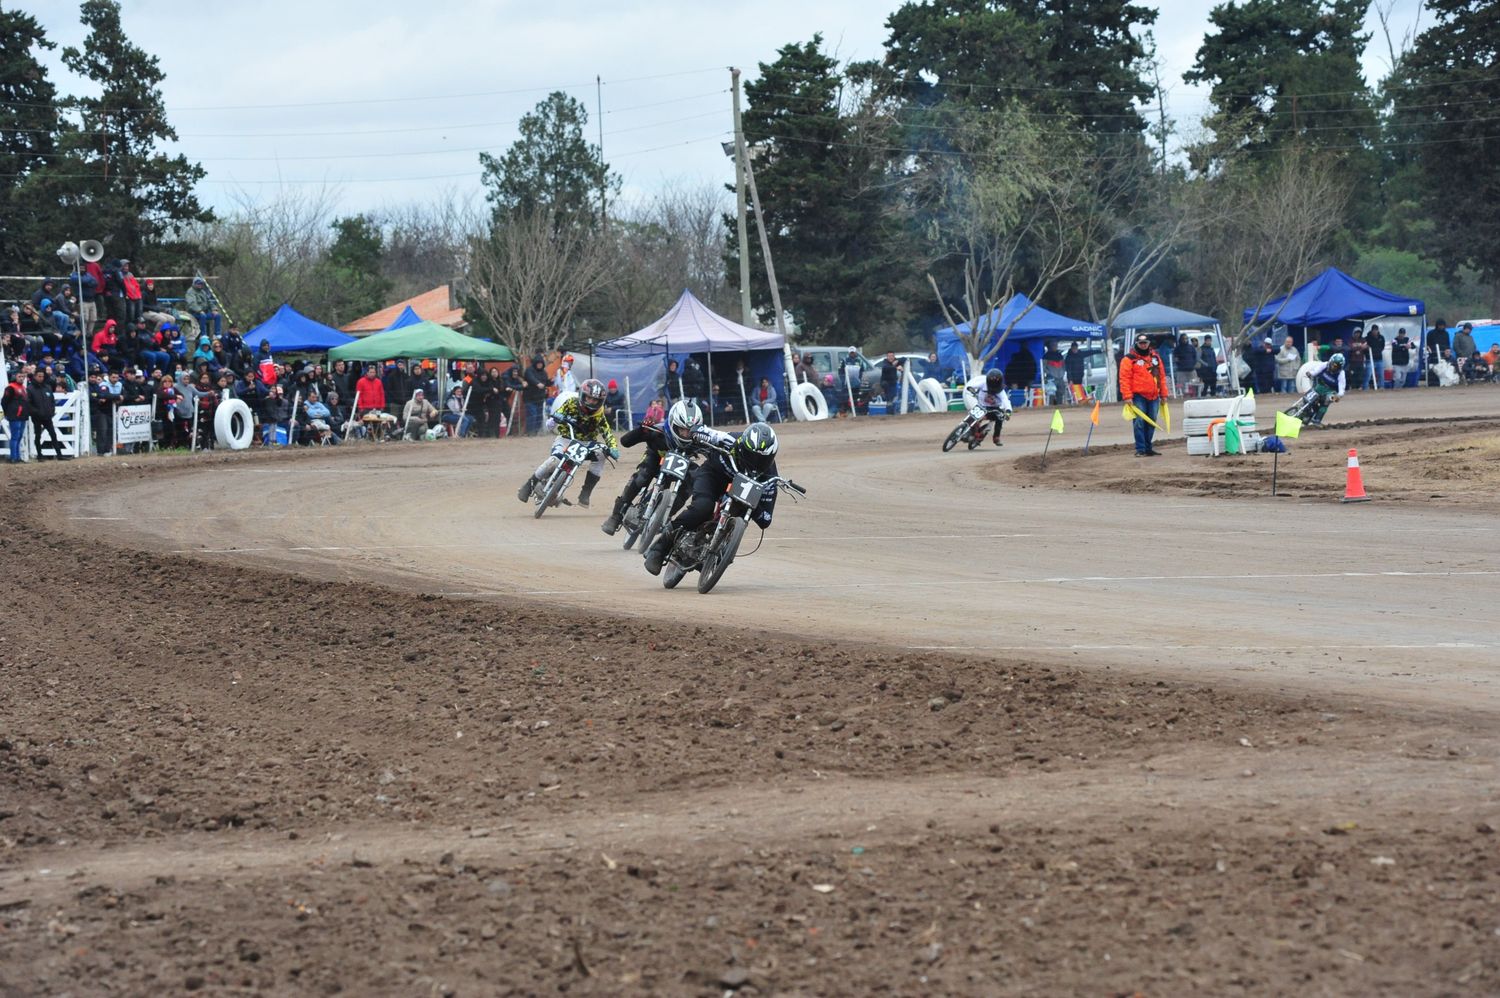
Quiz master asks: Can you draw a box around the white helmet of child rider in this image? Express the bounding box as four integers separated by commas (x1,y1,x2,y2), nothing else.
734,421,778,475
579,378,606,414
1328,352,1345,368
667,398,703,444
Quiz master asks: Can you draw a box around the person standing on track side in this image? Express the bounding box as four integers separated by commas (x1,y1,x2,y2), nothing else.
1121,333,1168,457
600,398,705,536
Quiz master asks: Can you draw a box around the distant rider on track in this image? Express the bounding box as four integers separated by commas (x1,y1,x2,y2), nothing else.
1301,352,1346,428
516,378,618,508
971,368,1013,446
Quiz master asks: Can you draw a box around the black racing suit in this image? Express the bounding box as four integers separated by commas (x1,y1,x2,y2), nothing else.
609,422,708,522
672,428,777,533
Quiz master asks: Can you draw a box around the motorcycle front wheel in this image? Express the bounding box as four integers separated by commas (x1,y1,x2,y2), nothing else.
638,485,673,554
942,425,964,452
534,468,568,519
662,562,687,589
623,491,654,550
696,518,748,594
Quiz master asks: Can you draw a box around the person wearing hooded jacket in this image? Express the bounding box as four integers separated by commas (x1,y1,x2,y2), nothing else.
521,355,550,434
3,367,28,463
1120,333,1168,456
25,369,64,459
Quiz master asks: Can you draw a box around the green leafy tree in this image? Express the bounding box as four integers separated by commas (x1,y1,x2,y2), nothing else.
1387,0,1500,308
25,0,212,266
318,215,392,327
479,92,617,230
872,0,1157,134
734,35,918,343
0,10,61,273
1185,0,1377,159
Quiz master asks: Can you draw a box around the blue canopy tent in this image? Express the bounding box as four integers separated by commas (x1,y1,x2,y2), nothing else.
934,294,1103,389
1243,267,1425,387
594,290,786,424
244,303,354,353
383,305,423,330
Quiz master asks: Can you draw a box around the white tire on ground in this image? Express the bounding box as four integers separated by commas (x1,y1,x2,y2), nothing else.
1295,362,1320,394
214,399,254,450
1182,396,1256,420
789,382,828,421
917,378,946,413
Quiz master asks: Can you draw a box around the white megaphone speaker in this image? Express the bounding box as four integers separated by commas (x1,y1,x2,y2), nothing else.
80,239,105,263
57,241,80,265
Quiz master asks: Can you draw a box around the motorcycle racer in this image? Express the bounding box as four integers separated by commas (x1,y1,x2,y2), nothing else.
600,398,712,535
1301,352,1347,427
969,368,1013,445
644,422,780,576
516,378,619,508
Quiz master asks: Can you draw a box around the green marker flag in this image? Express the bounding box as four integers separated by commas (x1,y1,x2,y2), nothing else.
1050,409,1065,434
1225,420,1243,455
1275,410,1303,439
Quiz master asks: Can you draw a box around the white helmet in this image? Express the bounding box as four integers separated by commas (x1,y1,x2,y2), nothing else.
667,398,703,444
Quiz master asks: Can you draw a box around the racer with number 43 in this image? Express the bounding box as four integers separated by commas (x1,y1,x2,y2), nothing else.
517,378,619,511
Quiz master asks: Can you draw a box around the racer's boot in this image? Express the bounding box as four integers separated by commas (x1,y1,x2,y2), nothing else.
577,472,601,508
517,475,540,502
643,525,679,576
992,421,1004,446
601,493,629,535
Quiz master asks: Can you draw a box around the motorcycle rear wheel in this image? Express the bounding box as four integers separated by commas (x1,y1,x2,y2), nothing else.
696,518,748,594
966,431,984,450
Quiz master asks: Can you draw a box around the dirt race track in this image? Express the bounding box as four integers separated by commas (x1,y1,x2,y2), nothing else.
2,387,1498,995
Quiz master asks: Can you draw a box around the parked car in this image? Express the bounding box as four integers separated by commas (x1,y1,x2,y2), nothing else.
792,345,880,391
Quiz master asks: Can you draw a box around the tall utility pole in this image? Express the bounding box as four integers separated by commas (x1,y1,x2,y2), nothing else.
730,68,753,328
596,75,607,230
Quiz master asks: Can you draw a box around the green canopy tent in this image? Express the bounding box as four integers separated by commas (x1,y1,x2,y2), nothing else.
329,321,515,434
328,320,514,362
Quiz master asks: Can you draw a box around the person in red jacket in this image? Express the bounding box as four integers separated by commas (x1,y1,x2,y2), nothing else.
353,363,394,439
1119,333,1168,457
91,318,118,358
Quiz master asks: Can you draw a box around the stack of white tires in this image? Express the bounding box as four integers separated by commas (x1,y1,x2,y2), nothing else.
1182,395,1260,456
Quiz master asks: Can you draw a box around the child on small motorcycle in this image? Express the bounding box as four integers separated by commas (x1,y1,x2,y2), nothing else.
516,378,619,507
1297,352,1346,427
969,369,1013,445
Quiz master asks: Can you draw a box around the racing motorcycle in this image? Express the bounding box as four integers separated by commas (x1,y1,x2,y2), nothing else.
942,405,1006,452
1283,387,1337,427
621,450,694,552
532,423,611,519
660,453,807,594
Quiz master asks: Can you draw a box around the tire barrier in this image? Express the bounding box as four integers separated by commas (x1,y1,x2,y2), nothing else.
1295,362,1320,394
1182,396,1257,420
790,382,828,421
214,398,254,450
917,378,947,413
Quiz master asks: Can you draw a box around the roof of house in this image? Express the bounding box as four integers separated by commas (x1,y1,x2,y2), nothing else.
340,285,465,334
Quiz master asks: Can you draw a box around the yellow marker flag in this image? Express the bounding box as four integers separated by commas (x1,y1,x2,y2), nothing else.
1161,403,1171,433
1050,409,1064,434
1122,403,1136,422
1089,401,1100,426
1245,388,1255,405
1274,410,1303,439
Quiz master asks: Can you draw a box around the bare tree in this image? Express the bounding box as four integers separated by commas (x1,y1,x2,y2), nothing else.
377,187,482,301
592,183,732,334
920,105,1099,374
182,184,342,325
1190,146,1349,352
463,208,613,362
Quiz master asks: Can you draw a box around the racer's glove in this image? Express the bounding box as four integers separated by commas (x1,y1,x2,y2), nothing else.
609,446,620,459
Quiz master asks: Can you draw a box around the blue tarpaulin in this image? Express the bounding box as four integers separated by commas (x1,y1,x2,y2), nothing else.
244,304,354,353
1243,267,1424,327
384,305,423,330
934,294,1103,382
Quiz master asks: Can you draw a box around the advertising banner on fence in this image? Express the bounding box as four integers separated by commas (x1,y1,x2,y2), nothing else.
115,404,152,445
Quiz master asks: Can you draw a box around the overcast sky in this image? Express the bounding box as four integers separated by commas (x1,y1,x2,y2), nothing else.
28,0,1425,217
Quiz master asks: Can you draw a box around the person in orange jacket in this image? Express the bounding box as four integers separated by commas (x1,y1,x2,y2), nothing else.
1119,333,1168,457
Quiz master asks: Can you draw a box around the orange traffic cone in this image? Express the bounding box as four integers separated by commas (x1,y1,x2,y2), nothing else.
1342,448,1371,503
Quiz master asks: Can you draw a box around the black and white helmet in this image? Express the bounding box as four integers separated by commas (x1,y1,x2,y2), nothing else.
667,398,703,444
578,378,606,414
734,421,778,475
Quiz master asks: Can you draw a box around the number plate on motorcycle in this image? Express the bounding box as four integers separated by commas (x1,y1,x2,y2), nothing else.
970,405,987,419
565,442,592,462
661,453,690,478
731,474,764,507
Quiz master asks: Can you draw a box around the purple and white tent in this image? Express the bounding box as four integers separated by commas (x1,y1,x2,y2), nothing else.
594,290,786,422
